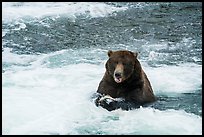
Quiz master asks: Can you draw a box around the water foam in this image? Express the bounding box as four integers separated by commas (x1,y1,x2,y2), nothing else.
143,63,202,94
2,49,202,134
2,2,127,23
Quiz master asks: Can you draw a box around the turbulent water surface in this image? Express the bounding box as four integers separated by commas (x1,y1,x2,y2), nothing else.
2,2,202,135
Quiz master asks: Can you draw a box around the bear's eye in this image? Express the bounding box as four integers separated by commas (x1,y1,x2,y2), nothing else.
111,60,118,64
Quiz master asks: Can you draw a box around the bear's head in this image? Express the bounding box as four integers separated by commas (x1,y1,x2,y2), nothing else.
106,50,140,83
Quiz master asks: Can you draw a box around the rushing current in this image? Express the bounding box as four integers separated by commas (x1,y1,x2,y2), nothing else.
2,2,202,135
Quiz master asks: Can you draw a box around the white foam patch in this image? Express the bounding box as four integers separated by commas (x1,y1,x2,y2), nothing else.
2,63,103,135
142,63,202,94
2,2,127,23
2,48,37,64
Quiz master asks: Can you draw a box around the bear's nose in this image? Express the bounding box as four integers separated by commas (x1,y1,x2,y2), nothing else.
114,72,122,78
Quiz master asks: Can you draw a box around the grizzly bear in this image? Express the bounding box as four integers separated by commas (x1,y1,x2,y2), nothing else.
95,50,156,111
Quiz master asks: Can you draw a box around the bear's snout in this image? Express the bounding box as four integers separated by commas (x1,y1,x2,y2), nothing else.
114,64,124,83
114,72,122,78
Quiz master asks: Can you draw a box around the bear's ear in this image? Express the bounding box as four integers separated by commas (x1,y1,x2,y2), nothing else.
133,52,138,58
108,50,113,57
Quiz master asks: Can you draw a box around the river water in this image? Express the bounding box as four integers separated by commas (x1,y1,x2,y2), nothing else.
2,2,202,135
